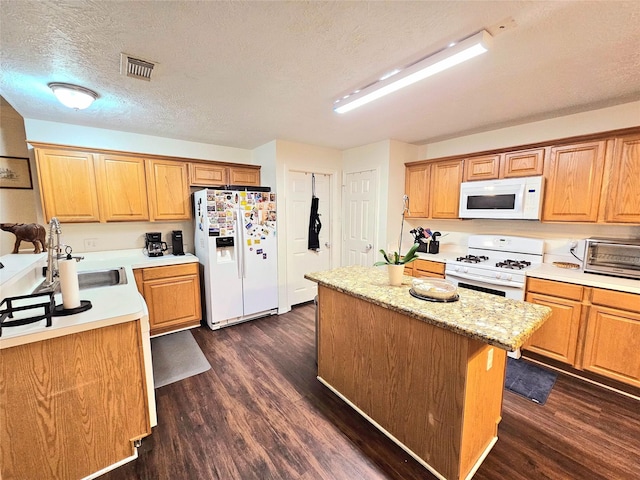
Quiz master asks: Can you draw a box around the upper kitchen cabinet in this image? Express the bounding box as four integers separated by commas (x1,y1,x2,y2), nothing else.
34,147,101,223
405,163,431,218
405,160,462,218
501,147,546,178
463,148,545,182
189,162,261,187
601,133,640,223
405,159,462,219
430,159,463,218
95,153,149,222
463,154,501,181
542,141,606,222
227,165,261,186
146,158,191,221
189,162,227,186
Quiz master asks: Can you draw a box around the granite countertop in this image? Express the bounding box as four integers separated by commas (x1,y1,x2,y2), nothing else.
305,265,552,352
527,263,640,295
0,249,199,348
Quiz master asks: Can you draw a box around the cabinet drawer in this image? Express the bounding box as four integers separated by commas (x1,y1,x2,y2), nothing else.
414,259,445,277
526,277,583,301
591,288,640,314
140,262,199,281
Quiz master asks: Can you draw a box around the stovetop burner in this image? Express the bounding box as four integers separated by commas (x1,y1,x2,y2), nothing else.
495,259,532,270
456,255,489,264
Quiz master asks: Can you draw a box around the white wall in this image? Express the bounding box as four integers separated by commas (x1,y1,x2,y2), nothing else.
418,101,640,159
0,100,39,255
388,140,419,253
23,118,252,163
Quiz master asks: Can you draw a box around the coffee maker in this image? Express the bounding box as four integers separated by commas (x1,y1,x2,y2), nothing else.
145,232,168,257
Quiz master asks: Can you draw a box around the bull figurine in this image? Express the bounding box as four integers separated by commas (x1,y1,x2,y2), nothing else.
0,223,47,254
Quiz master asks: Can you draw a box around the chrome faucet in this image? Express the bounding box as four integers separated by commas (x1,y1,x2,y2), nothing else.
44,217,62,288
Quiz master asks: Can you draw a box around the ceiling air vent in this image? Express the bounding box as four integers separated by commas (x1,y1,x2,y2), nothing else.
120,53,156,81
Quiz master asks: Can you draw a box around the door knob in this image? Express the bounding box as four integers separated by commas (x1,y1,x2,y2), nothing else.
365,243,373,251
325,242,331,248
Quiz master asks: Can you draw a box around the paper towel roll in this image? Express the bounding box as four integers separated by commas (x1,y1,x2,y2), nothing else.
59,259,81,309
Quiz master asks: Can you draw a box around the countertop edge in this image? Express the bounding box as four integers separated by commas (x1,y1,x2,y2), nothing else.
307,267,552,352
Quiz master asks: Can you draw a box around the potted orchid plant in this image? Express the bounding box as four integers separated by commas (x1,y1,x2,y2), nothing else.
374,195,419,285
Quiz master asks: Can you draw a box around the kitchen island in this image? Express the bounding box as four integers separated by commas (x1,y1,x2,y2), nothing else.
305,265,551,480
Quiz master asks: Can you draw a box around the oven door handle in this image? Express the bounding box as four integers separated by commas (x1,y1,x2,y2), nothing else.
445,271,524,288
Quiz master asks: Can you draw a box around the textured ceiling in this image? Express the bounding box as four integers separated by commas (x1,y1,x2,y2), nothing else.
1,1,639,151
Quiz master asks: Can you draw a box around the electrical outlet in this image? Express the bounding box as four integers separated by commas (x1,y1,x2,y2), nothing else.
486,348,494,371
84,238,98,250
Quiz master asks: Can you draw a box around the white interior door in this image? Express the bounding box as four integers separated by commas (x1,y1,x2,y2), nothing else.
287,171,331,306
343,169,377,266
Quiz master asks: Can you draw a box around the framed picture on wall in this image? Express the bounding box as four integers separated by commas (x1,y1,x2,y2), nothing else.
0,156,32,189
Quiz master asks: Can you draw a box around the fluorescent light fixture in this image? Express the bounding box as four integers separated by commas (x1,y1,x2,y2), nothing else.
48,82,99,110
334,30,492,114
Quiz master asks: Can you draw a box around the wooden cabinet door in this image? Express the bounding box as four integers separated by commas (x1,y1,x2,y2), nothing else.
542,141,606,222
581,305,640,388
524,292,582,365
136,263,202,336
463,154,500,181
1,321,150,479
603,134,640,223
34,148,101,222
430,160,463,218
413,259,446,278
228,166,261,186
189,162,227,186
405,164,430,218
502,148,546,178
146,159,191,220
95,154,149,221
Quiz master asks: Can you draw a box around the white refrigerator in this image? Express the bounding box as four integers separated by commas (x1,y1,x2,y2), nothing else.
194,187,278,330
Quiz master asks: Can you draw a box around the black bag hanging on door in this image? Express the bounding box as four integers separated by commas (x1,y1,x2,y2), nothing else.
308,174,322,251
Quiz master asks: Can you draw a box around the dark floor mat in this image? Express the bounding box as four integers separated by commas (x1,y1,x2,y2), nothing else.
505,357,558,405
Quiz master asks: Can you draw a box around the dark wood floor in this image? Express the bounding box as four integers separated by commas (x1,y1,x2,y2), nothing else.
104,303,640,480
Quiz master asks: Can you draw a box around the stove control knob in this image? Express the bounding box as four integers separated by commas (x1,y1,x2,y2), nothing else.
505,274,512,281
496,272,502,279
463,267,469,273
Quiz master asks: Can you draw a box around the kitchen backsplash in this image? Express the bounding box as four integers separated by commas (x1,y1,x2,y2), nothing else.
403,219,640,262
41,220,195,255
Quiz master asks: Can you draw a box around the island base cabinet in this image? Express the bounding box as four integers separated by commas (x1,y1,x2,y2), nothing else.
317,286,506,480
0,321,150,480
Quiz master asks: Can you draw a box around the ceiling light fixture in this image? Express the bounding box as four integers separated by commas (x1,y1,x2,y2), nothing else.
48,82,99,110
333,30,492,114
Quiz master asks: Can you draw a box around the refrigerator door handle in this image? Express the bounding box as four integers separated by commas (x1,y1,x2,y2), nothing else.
238,213,245,279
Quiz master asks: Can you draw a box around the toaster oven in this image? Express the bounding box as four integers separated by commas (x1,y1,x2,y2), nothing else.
584,237,640,280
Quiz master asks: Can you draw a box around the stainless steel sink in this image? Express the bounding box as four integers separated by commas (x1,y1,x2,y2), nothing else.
78,267,128,289
33,267,128,294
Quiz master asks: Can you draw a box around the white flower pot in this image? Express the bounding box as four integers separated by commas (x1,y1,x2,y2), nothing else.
387,264,405,286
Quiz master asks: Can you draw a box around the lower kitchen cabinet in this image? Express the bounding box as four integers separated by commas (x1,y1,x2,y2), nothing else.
1,321,150,480
134,262,202,336
524,277,640,389
581,289,640,388
406,259,445,278
524,288,583,365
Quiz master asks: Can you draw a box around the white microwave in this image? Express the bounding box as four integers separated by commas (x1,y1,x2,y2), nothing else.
459,176,544,220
